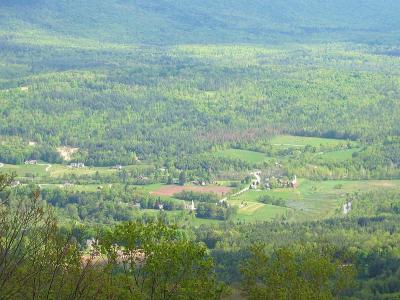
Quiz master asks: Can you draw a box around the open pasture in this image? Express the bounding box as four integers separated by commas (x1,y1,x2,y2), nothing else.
0,163,48,177
229,198,291,222
231,179,400,222
314,148,362,162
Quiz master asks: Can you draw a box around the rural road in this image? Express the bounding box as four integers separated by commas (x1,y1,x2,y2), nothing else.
0,163,4,168
220,171,261,203
38,163,52,172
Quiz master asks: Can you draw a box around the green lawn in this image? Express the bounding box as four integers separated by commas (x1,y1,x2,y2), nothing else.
216,148,271,164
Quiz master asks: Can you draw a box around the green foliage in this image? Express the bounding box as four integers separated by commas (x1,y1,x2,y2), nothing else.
0,176,224,299
173,190,220,203
1,40,400,172
1,0,400,45
258,194,286,207
196,202,237,220
241,244,355,299
100,221,224,299
178,171,186,186
1,1,400,298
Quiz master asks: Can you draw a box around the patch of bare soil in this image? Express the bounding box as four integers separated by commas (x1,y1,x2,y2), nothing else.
57,146,79,161
152,185,231,197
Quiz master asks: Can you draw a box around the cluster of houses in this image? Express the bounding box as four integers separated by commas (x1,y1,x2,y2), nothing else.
264,175,298,189
250,180,260,189
69,162,85,168
24,160,37,165
250,171,261,189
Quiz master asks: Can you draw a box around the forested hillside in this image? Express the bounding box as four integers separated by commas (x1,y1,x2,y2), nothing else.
1,0,399,166
1,1,400,299
1,41,399,166
1,0,400,45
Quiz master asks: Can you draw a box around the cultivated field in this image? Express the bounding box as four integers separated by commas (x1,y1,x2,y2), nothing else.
151,184,231,197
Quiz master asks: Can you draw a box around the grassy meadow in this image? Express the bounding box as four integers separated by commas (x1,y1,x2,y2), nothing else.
229,179,400,222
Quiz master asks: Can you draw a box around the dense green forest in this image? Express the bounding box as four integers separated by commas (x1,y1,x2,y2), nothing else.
1,0,400,299
1,41,400,168
1,0,400,44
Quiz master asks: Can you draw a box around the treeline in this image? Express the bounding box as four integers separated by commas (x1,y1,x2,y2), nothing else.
196,202,237,220
12,185,186,223
173,190,220,203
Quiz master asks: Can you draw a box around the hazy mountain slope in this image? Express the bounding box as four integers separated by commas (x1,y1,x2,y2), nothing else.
1,0,400,45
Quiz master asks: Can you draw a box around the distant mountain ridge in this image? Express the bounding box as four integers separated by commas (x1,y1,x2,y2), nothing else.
1,0,400,45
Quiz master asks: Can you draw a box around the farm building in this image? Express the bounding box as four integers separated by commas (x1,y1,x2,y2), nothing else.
24,160,37,165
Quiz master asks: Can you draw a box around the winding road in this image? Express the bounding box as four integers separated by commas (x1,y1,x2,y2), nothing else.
220,171,261,203
38,163,52,172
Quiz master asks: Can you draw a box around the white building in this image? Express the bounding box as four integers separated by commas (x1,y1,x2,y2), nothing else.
70,162,85,168
343,202,352,214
